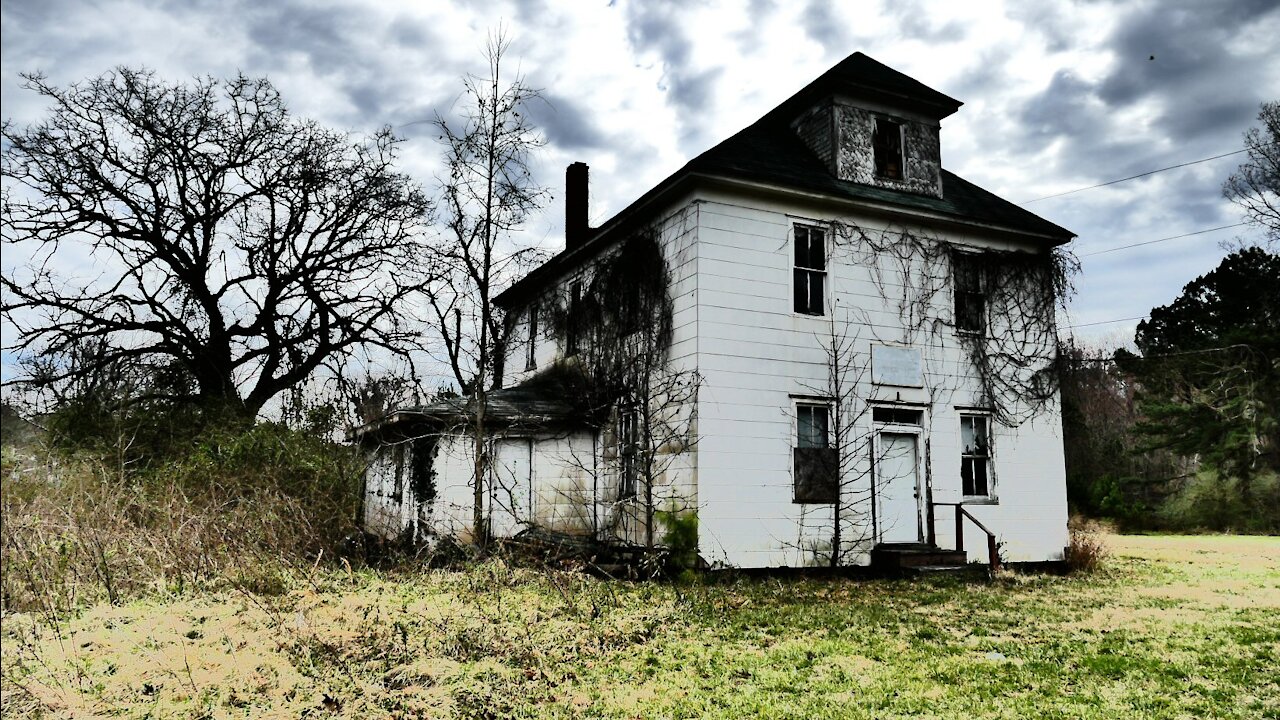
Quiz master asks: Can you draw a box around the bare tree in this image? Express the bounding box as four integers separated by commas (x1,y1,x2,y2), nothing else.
1,69,434,419
425,32,549,544
1224,101,1280,248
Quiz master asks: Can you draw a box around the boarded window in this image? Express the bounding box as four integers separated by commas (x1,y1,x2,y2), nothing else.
794,403,838,503
960,414,992,497
873,118,904,180
954,255,986,334
872,406,923,425
618,407,639,500
793,224,826,316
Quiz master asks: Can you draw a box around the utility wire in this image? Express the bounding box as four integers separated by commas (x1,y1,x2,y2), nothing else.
1080,222,1248,258
1019,148,1249,205
1067,315,1149,329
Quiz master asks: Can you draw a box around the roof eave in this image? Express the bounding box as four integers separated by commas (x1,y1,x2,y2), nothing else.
697,174,1074,247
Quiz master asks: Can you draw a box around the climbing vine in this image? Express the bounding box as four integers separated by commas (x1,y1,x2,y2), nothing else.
534,219,699,548
828,220,1077,427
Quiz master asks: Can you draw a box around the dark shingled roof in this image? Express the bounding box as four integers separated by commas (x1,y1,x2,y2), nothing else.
499,51,1073,306
351,366,588,438
685,114,1074,241
792,51,963,119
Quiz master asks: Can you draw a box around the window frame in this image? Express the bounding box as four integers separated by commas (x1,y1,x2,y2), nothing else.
525,302,539,371
959,412,995,501
617,406,639,501
872,116,906,181
953,253,987,336
793,224,827,317
565,281,582,357
793,400,838,504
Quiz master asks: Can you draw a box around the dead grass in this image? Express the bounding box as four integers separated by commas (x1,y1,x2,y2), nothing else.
1064,526,1110,573
3,533,1278,719
0,440,360,625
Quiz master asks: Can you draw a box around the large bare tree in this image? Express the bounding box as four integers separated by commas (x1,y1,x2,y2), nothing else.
2,69,434,418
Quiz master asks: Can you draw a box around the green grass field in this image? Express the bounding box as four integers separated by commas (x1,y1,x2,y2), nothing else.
3,534,1277,719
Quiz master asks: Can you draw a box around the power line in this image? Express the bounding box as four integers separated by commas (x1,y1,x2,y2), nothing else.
1080,222,1248,258
1019,148,1248,205
1067,315,1148,329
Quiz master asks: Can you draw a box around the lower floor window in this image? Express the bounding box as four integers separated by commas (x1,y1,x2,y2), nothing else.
619,408,639,499
794,402,838,503
960,414,991,497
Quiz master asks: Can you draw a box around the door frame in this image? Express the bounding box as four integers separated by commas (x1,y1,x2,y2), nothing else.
488,436,534,537
872,423,926,544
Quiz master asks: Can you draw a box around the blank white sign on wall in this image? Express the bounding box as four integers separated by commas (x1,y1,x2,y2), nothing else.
871,344,923,387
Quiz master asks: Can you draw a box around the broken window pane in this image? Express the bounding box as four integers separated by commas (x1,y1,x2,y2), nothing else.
954,255,986,334
873,118,904,180
793,225,826,315
960,414,992,497
797,404,829,448
618,408,639,500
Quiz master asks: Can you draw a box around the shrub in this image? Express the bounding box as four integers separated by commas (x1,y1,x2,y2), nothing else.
655,506,699,577
1158,470,1280,534
1064,527,1109,574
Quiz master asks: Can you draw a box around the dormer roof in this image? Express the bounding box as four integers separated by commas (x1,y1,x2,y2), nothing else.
776,51,963,121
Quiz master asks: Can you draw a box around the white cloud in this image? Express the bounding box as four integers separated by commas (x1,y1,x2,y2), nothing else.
3,0,1277,378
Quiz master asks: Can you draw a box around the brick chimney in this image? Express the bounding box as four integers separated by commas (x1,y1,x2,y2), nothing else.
565,162,590,249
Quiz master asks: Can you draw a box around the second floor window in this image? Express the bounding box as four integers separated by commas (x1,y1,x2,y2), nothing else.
793,224,826,316
565,281,582,356
954,254,986,335
525,303,539,371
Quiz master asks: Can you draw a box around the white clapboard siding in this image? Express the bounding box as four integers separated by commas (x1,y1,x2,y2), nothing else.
689,194,1068,567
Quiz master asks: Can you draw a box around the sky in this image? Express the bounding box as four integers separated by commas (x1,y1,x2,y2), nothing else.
2,0,1278,378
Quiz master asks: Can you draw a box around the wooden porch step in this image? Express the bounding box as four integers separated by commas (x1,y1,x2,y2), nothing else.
870,544,968,570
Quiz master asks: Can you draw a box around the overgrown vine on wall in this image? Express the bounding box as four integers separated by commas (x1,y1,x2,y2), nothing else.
829,220,1078,427
532,221,699,548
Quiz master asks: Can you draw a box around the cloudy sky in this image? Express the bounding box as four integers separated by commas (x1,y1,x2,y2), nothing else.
2,0,1278,361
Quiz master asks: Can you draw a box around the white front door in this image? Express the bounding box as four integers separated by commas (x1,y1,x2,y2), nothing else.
877,432,923,543
489,438,532,538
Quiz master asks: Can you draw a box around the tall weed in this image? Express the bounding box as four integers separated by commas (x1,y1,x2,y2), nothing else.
0,423,364,620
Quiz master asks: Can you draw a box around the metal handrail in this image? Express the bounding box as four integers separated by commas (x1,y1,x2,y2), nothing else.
929,502,1001,572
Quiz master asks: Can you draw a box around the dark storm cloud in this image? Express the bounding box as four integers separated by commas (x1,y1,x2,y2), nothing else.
1020,70,1098,144
1004,3,1074,54
524,91,609,151
389,15,435,49
884,0,967,44
245,1,368,75
623,2,724,154
1016,0,1278,161
1,0,76,28
800,1,847,54
1016,69,1147,179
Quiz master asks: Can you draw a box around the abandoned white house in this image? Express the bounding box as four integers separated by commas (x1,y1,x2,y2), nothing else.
357,52,1076,569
